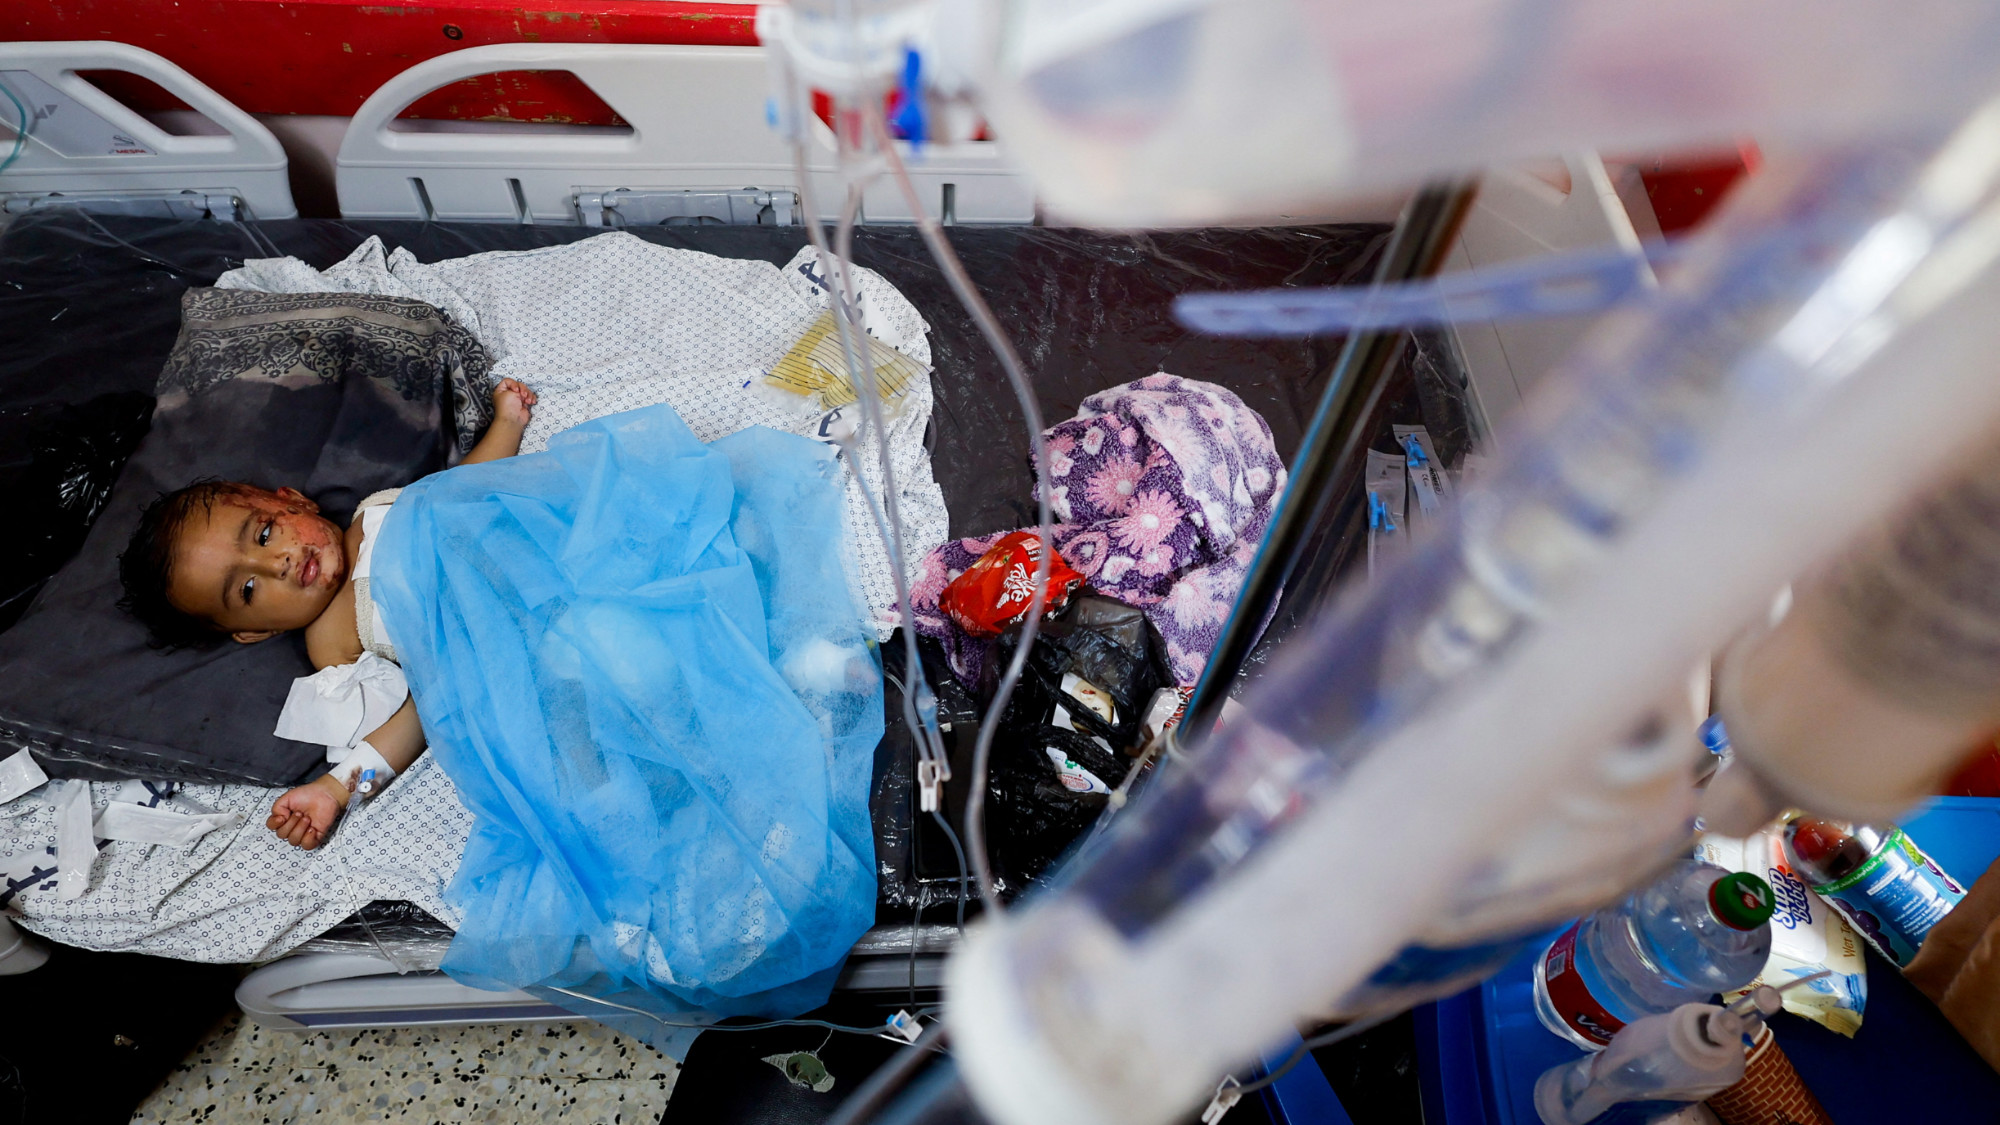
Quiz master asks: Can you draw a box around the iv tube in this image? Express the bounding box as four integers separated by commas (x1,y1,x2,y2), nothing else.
866,103,1056,917
776,45,1059,916
782,69,955,818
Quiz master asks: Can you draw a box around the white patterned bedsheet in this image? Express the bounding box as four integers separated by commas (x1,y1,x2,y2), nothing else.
4,232,947,961
219,231,948,640
5,754,468,962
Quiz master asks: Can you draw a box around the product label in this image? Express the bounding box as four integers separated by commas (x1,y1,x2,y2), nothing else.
1365,449,1408,577
1042,747,1111,795
1540,922,1624,1046
1393,425,1453,521
1058,672,1116,724
1764,863,1828,964
1810,828,1965,966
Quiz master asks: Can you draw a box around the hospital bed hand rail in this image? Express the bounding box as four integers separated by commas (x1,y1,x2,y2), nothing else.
336,42,1032,225
235,951,569,1032
0,41,294,220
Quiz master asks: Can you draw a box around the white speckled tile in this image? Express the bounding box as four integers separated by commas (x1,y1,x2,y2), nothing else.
132,1015,677,1124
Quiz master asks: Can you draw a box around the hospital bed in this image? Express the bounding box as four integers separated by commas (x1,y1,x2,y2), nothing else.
0,38,1643,1040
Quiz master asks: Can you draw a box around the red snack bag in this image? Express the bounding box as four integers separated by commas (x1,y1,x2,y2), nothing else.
940,531,1083,637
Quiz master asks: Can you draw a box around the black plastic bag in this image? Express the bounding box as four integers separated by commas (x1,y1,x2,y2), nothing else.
985,592,1172,884
0,392,153,633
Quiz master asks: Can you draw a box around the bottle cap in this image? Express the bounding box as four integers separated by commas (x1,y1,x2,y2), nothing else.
1698,715,1730,755
1709,871,1775,930
1666,1004,1742,1069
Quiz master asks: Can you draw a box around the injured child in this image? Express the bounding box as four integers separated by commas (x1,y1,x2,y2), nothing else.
118,377,542,847
113,382,883,1015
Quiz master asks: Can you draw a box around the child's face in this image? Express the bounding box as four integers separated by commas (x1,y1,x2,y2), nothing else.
167,486,348,643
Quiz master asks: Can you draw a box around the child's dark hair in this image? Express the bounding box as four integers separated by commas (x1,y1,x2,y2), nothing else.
117,479,245,650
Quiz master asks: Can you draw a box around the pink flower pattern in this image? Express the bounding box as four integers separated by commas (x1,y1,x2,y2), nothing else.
1083,456,1145,515
909,550,953,610
1060,530,1111,578
1111,490,1183,553
907,375,1286,686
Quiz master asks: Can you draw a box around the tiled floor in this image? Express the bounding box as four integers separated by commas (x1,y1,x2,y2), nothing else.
130,1015,678,1124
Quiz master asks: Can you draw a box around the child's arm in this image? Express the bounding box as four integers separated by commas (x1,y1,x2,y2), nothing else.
267,698,428,850
461,378,538,466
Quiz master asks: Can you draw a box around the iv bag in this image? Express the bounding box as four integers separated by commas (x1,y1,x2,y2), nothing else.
952,0,2000,226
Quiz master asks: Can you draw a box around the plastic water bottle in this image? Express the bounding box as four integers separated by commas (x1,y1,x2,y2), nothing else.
1535,1001,1761,1125
1534,860,1775,1049
1782,817,1964,967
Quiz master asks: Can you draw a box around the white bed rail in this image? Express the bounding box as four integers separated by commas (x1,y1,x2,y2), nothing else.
236,953,570,1032
237,924,953,1032
0,42,295,221
335,43,1035,225
1447,152,1659,430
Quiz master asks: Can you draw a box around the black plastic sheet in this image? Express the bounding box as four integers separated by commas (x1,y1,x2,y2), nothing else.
0,393,151,633
0,210,1440,913
1245,328,1477,667
0,213,1391,575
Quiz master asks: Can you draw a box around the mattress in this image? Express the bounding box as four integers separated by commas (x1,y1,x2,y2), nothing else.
0,211,1444,960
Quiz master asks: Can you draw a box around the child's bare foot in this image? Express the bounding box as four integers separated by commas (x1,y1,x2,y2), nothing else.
267,773,348,850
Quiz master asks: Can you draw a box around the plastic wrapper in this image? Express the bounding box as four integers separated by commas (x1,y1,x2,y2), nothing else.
939,531,1084,637
764,309,928,412
1364,448,1409,578
875,634,1009,911
1697,827,1868,1037
290,900,456,973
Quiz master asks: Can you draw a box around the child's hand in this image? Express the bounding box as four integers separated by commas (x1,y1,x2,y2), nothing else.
492,378,538,428
267,774,347,850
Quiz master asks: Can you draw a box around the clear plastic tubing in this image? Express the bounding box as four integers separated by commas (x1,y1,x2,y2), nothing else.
950,102,2000,1125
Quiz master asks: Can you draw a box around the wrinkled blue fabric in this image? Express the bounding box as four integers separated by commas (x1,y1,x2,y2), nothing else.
371,403,881,1018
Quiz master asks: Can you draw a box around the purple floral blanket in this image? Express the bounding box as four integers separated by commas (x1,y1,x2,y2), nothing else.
909,374,1287,686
